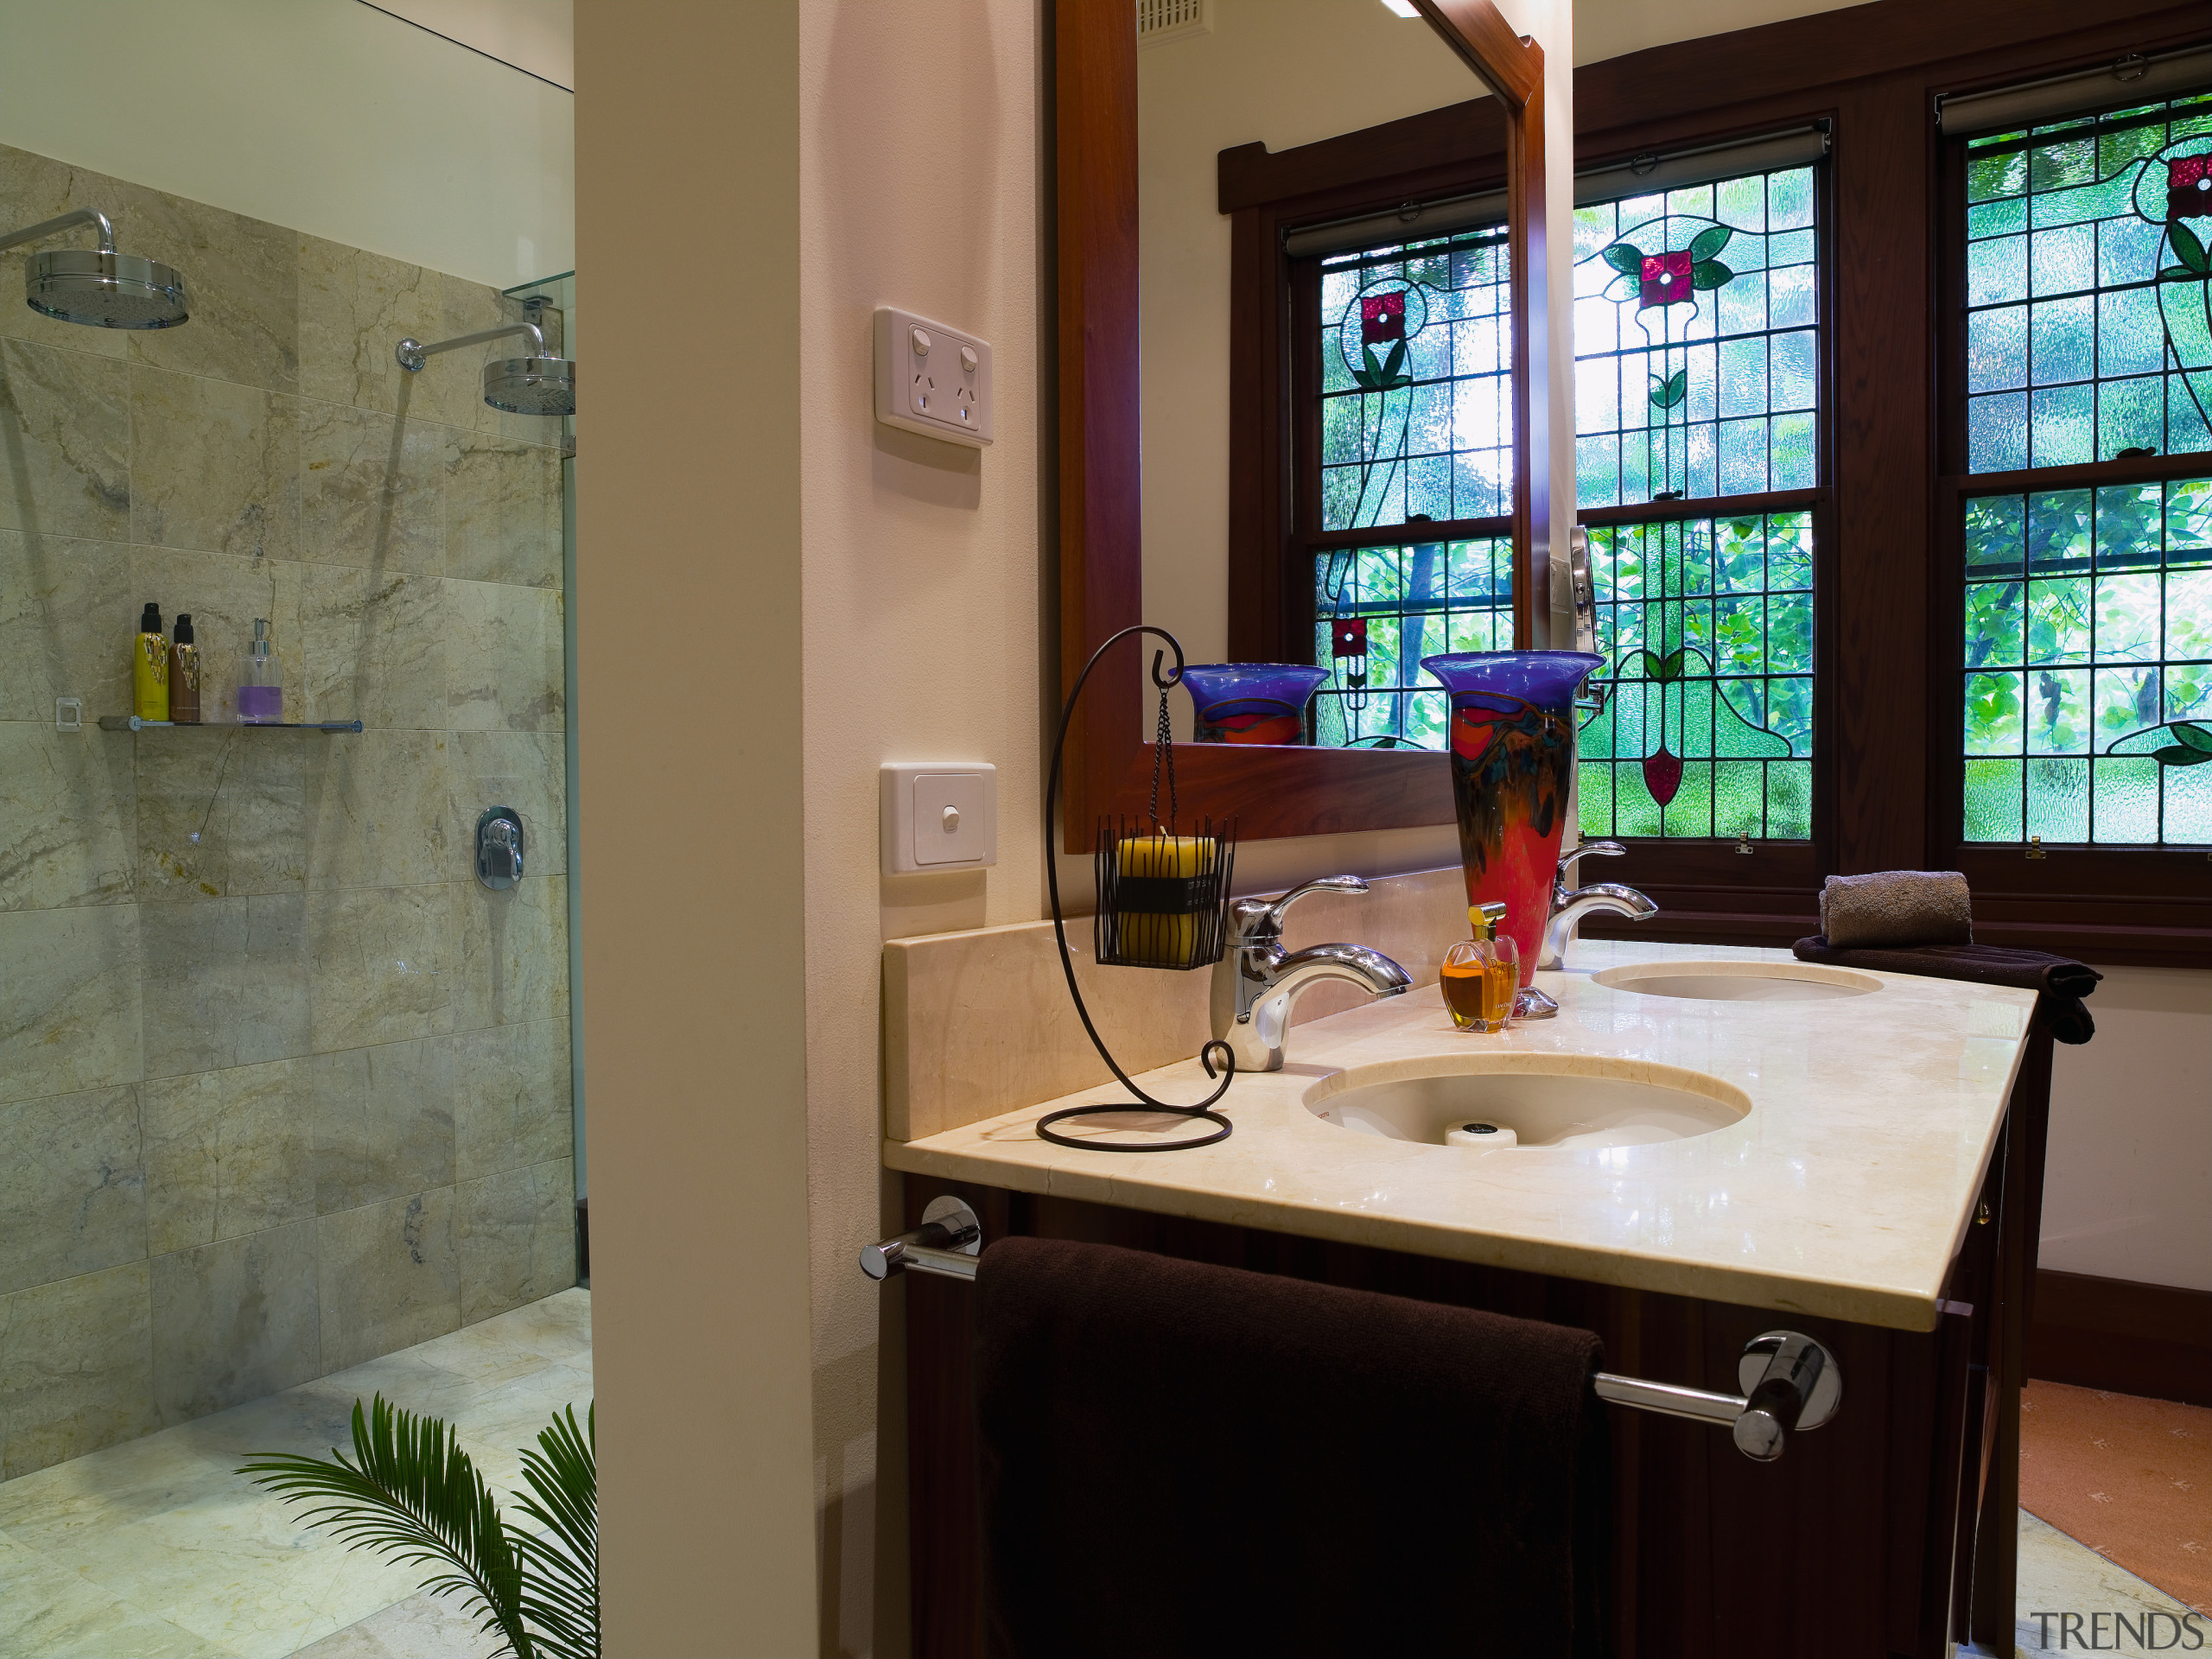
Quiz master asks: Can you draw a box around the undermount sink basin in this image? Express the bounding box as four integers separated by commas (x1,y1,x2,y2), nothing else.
1305,1054,1750,1151
1592,959,1883,1003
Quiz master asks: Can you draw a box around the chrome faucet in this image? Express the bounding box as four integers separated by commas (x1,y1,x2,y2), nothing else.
1211,877,1412,1072
1537,839,1658,973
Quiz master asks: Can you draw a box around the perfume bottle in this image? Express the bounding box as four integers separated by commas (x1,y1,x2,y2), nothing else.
133,601,169,721
168,613,200,724
1441,901,1518,1033
238,618,283,723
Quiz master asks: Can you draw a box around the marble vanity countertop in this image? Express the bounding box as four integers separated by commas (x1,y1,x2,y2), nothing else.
883,939,2041,1332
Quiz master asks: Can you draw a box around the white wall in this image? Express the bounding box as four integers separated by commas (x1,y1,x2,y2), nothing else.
798,3,1043,1653
2044,966,2212,1293
0,0,573,289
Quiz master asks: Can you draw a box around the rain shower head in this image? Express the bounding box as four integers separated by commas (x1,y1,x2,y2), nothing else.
397,311,575,416
481,355,575,416
0,209,188,330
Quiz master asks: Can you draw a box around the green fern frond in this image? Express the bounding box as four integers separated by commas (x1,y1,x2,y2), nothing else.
512,1404,598,1659
242,1395,536,1659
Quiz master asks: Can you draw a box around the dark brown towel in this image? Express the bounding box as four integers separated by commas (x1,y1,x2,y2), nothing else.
1792,937,2101,1044
976,1236,1607,1659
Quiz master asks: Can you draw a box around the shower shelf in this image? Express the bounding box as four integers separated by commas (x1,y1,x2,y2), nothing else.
99,715,362,733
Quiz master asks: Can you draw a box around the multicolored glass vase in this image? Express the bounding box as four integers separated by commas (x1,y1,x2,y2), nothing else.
1179,663,1329,745
1420,651,1604,995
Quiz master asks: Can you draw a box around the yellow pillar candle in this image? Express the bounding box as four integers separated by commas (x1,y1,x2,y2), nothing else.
1113,833,1214,967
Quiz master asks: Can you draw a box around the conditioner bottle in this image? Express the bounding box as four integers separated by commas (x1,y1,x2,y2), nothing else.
168,613,200,724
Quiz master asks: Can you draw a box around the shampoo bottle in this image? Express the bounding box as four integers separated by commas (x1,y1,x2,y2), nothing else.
133,602,169,722
168,613,200,724
238,618,282,724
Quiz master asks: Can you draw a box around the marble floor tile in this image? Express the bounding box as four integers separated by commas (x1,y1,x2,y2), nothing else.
0,721,136,909
0,1084,145,1296
451,874,568,1032
297,402,445,576
286,1586,500,1659
295,237,439,418
135,723,318,901
143,1058,315,1255
304,728,454,892
454,1017,573,1181
310,1038,456,1213
2012,1508,2200,1656
315,1189,460,1372
0,1528,226,1659
0,903,142,1106
139,893,309,1078
0,531,132,722
458,1158,576,1325
444,434,561,589
0,338,130,544
443,578,563,733
128,366,300,562
149,1219,321,1427
0,1262,157,1481
305,884,457,1052
0,1288,589,1659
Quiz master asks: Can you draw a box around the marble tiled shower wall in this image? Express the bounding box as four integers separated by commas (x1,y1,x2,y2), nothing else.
0,143,575,1479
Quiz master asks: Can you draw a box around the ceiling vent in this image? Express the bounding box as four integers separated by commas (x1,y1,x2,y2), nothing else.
1136,0,1211,48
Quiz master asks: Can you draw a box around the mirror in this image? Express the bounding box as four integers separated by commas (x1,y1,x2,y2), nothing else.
1135,0,1541,753
1053,0,1544,843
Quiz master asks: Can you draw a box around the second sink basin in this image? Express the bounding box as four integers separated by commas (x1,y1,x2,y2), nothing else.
1592,959,1882,1002
1306,1053,1751,1151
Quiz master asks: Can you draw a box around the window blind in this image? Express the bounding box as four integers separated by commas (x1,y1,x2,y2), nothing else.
1936,44,2212,136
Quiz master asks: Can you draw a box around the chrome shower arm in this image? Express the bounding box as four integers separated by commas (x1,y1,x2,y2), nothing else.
0,208,118,256
396,319,548,373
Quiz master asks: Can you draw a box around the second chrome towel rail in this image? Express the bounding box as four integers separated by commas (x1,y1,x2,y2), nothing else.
861,1197,1843,1462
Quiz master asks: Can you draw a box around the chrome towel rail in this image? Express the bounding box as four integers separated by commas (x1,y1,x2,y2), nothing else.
861,1197,1842,1462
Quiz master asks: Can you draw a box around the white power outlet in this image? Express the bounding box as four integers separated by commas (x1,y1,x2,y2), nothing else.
874,308,993,448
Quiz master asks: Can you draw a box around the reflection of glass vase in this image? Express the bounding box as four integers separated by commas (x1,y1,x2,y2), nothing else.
1180,664,1329,745
1421,651,1603,1012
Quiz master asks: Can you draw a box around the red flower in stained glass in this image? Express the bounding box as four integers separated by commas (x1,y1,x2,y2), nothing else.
1361,292,1405,344
2170,155,2212,221
1332,618,1369,658
1639,251,1694,308
1643,745,1684,807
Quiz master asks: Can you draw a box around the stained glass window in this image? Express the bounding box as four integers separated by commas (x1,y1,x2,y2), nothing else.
1961,476,2212,843
1955,93,2212,847
1576,512,1815,839
1318,229,1513,530
1572,165,1820,505
1567,160,1823,838
1310,534,1511,748
1962,96,2212,471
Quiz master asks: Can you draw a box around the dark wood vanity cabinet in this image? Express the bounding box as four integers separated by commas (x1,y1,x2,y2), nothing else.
895,1122,2026,1659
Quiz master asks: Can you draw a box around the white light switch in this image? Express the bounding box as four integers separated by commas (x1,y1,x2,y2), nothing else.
874,308,994,448
880,762,997,874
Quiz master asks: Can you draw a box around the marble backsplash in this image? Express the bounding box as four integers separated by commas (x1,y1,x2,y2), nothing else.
884,866,1471,1141
0,142,574,1480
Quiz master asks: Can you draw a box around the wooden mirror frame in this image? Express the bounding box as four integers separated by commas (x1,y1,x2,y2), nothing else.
1053,0,1547,851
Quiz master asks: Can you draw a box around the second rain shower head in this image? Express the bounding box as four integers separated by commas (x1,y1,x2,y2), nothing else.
396,304,575,416
0,208,188,329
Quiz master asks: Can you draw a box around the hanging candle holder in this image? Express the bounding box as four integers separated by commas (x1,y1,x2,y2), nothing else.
1039,624,1241,1152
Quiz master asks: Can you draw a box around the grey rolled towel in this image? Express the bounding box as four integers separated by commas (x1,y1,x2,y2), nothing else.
1818,869,1973,949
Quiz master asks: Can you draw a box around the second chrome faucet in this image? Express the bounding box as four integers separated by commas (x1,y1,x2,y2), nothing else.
1210,850,1659,1065
1211,877,1411,1072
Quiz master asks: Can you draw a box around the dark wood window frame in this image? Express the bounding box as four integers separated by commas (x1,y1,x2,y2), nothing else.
1211,0,2212,965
